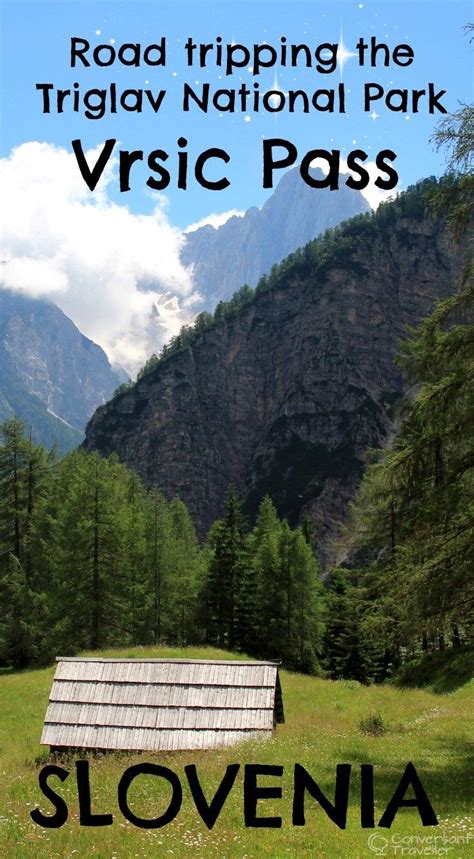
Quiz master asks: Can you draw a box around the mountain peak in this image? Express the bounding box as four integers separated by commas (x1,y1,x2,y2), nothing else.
0,289,123,451
181,167,370,308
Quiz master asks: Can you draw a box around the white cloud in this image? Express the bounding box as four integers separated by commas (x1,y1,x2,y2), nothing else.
185,209,245,233
0,141,200,373
309,155,401,210
0,141,402,379
3,257,68,295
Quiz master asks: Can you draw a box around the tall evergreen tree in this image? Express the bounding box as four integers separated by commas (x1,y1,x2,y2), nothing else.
48,451,137,652
203,485,250,649
251,496,284,659
166,497,202,645
0,418,52,666
287,528,325,674
322,567,387,683
250,498,326,672
119,471,148,644
144,487,170,645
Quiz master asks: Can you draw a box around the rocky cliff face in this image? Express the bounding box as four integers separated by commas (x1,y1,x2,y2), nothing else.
84,189,462,565
181,167,370,307
0,291,122,451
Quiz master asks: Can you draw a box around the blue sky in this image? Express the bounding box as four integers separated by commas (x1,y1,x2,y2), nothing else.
0,0,472,371
2,0,472,226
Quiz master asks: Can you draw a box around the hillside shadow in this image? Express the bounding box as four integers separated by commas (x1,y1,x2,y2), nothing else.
338,737,474,811
393,647,473,694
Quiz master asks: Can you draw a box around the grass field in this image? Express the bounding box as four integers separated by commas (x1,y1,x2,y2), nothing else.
0,646,472,858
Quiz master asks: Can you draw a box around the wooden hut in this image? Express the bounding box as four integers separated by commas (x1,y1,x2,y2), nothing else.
41,657,284,752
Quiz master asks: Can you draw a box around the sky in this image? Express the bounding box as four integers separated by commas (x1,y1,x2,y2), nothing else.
0,0,472,370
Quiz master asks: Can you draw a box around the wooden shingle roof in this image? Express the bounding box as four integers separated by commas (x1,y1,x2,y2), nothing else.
41,657,284,751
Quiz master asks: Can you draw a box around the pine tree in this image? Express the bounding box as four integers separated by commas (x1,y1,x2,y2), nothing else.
144,487,172,644
49,451,137,652
248,499,326,671
0,417,30,564
203,485,249,649
322,567,387,683
0,419,52,666
118,471,148,645
166,497,201,645
339,88,474,661
252,496,284,659
287,528,325,674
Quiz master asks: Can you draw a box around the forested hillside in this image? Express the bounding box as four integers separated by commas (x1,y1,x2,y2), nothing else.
85,177,466,566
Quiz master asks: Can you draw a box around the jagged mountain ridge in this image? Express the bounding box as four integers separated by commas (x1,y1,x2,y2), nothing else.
0,291,122,451
181,166,371,307
83,182,463,565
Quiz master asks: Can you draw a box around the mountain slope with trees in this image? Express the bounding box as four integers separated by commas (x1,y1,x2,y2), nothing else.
84,178,466,565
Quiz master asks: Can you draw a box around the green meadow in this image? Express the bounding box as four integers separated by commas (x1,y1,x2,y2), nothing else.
0,646,472,858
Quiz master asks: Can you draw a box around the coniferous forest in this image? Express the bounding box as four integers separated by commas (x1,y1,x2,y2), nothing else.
1,102,472,683
1,225,472,679
0,418,325,672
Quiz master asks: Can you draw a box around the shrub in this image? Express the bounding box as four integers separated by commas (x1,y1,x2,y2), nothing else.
359,712,387,736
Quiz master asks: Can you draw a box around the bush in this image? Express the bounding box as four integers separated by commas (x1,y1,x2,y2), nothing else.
359,712,387,736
